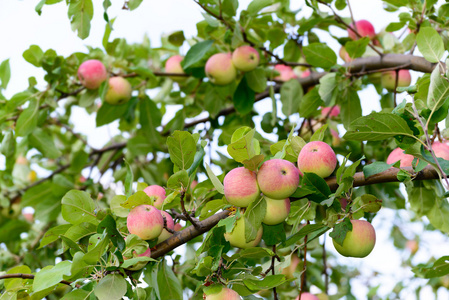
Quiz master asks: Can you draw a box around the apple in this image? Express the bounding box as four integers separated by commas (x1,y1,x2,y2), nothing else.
386,147,416,167
127,205,164,240
282,254,300,279
104,76,132,105
321,105,340,118
273,64,298,81
300,69,311,78
157,210,175,243
77,59,108,89
205,53,237,85
204,287,241,300
257,159,300,199
432,141,449,160
125,247,152,271
332,219,376,258
297,141,337,178
224,167,260,207
232,45,260,72
165,55,186,82
143,185,166,209
295,292,320,300
330,129,341,147
224,216,263,249
300,119,321,140
262,197,290,225
348,20,376,40
405,240,419,255
339,46,352,62
174,223,183,231
381,70,411,92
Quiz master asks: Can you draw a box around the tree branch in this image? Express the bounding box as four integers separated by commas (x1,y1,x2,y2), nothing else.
0,273,75,287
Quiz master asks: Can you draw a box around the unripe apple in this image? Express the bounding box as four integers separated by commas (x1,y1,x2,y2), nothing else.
332,219,376,258
204,287,241,300
273,64,298,81
127,205,164,240
157,210,174,243
77,59,108,89
205,53,237,85
232,45,260,72
295,292,320,300
348,20,376,40
381,70,411,92
257,159,300,199
224,216,263,249
262,197,290,225
224,167,260,207
339,46,352,62
143,185,166,209
386,147,416,167
104,76,132,105
165,55,186,82
297,141,337,178
432,141,449,160
125,247,152,271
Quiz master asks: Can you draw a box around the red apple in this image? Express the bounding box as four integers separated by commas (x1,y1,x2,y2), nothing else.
381,70,411,92
104,76,132,105
127,205,164,240
297,141,337,178
386,147,416,167
295,292,320,300
224,167,260,207
321,105,340,118
257,159,300,199
262,197,290,225
157,210,175,243
432,142,449,161
77,59,108,89
332,219,376,258
204,287,241,300
273,64,298,81
165,55,186,82
205,53,237,85
224,216,263,249
348,20,376,40
143,185,166,209
232,45,260,72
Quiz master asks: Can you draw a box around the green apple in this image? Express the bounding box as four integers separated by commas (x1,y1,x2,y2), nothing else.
224,216,262,249
204,286,241,300
205,53,237,85
104,76,132,105
332,219,376,258
262,197,290,225
231,45,259,72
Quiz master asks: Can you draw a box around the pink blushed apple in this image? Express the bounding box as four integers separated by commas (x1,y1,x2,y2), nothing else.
157,210,175,243
432,142,449,160
224,216,263,249
232,45,260,72
143,185,166,209
321,105,340,118
77,59,108,89
348,20,376,40
262,197,290,225
332,219,376,258
205,53,237,86
125,247,152,271
405,240,419,255
273,64,298,82
104,76,132,105
386,147,416,167
295,292,320,300
257,159,300,199
297,141,337,178
174,223,183,231
127,205,164,240
224,167,260,207
165,55,186,82
381,70,411,92
339,46,352,62
204,287,241,300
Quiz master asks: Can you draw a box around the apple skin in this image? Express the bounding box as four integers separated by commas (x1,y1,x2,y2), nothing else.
127,205,164,240
348,20,376,40
297,141,337,178
125,247,152,271
174,223,183,231
332,219,376,258
321,105,340,118
77,59,108,89
257,159,300,199
262,197,290,225
157,211,175,243
339,46,352,62
204,287,241,300
224,167,260,207
386,147,416,167
381,70,411,91
295,292,320,300
224,216,263,249
165,55,186,82
432,141,449,160
205,53,237,86
104,76,132,105
273,64,298,81
232,45,260,72
143,185,166,209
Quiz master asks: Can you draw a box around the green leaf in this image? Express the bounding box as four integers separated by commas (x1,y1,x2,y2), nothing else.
262,223,286,246
233,76,255,115
280,79,303,117
157,260,183,300
227,127,258,163
318,73,339,106
299,87,323,118
39,224,72,249
303,43,337,69
97,214,125,250
281,223,329,248
168,30,185,47
343,112,416,141
416,27,444,63
96,101,129,127
205,163,224,194
124,159,133,198
22,45,44,67
67,0,93,39
94,274,127,300
140,97,162,145
310,124,328,142
338,87,362,129
167,130,196,170
29,128,61,159
329,217,352,246
120,191,153,209
345,37,369,59
182,40,214,71
167,170,190,190
0,59,11,89
83,233,109,264
33,261,71,292
0,220,31,243
245,67,267,93
128,0,144,10
427,197,449,233
61,190,97,225
244,196,266,243
363,161,393,179
16,99,39,137
247,0,274,16
412,256,449,278
301,173,331,202
1,130,15,157
427,65,449,112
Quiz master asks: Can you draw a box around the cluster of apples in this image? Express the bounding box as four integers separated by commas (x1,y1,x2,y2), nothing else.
387,141,449,167
340,19,411,92
77,59,132,105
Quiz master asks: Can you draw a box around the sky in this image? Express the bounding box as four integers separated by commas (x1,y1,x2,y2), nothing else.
1,1,448,299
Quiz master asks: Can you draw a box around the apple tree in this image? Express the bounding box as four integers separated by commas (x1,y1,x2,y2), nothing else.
1,0,449,299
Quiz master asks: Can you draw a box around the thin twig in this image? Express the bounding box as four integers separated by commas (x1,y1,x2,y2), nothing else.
272,245,279,300
0,274,77,287
180,187,203,229
299,221,310,299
